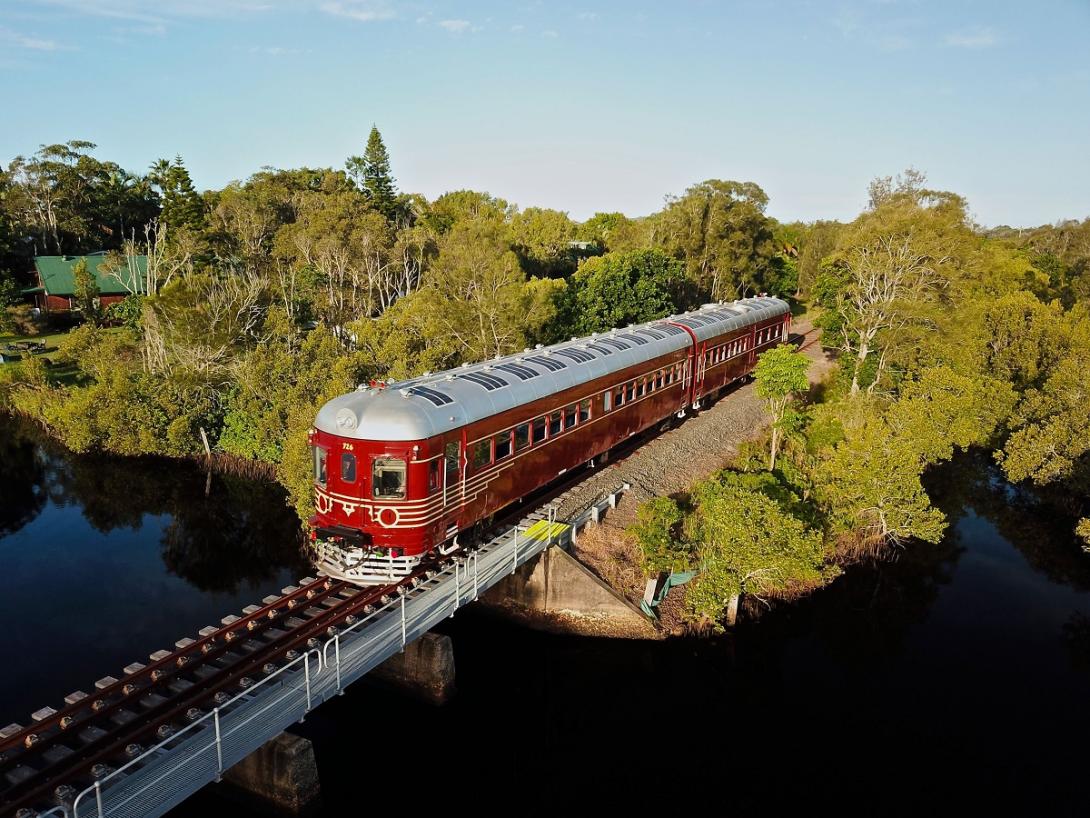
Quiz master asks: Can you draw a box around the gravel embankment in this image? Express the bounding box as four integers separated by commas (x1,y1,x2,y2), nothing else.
555,318,835,618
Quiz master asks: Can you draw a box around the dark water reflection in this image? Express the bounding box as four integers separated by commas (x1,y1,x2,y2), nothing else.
0,416,309,725
177,452,1089,817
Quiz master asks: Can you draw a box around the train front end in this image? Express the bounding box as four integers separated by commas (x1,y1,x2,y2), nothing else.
308,386,448,585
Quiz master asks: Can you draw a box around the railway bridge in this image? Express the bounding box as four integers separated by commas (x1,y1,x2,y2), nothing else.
0,487,631,818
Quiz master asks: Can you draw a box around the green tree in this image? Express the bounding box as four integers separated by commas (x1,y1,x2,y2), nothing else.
424,190,511,233
565,248,692,335
150,156,206,233
686,480,824,627
654,179,776,299
754,344,810,471
346,126,398,221
510,207,576,277
72,258,100,322
631,497,688,574
999,349,1090,487
0,271,19,332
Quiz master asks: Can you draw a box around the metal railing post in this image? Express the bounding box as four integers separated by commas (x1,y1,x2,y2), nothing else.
400,595,407,650
334,635,343,695
451,562,458,616
302,654,312,720
214,706,223,782
95,780,104,818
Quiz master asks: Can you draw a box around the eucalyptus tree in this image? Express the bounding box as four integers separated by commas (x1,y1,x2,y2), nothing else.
654,179,776,300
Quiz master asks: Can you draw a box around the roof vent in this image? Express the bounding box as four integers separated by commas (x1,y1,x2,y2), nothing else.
535,344,543,349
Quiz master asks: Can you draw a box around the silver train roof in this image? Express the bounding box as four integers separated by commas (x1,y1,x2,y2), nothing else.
315,296,790,441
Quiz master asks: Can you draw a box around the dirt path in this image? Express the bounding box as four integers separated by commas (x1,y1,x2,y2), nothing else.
556,317,835,614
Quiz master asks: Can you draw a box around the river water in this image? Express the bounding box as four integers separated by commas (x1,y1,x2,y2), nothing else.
1,417,1087,815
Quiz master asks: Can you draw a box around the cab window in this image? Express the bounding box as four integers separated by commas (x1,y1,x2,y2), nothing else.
445,441,460,483
314,447,327,487
372,457,406,499
341,452,357,483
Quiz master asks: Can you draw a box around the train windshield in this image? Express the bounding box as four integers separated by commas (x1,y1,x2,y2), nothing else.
313,447,327,486
373,457,407,499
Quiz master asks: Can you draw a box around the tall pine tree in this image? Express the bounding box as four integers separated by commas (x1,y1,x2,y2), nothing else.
347,126,398,221
151,156,206,233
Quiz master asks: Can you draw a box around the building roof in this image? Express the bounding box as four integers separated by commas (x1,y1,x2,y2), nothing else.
315,296,790,442
33,253,148,297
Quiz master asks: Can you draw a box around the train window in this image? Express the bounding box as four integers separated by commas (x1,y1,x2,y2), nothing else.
654,372,663,390
341,452,357,483
515,423,531,451
614,386,624,406
626,382,635,402
472,439,492,469
579,399,591,423
636,379,645,398
373,458,406,499
494,431,512,460
603,390,612,411
429,460,440,491
445,441,460,482
532,416,547,443
314,447,327,487
565,404,577,428
549,411,562,436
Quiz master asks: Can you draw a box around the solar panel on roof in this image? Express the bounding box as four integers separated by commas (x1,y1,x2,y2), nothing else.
587,343,613,355
525,354,566,372
554,348,595,363
495,363,539,380
656,324,686,336
457,372,508,391
407,386,453,406
598,338,630,351
617,333,649,346
635,328,666,339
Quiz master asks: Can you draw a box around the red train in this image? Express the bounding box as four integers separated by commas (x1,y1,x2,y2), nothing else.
309,296,791,583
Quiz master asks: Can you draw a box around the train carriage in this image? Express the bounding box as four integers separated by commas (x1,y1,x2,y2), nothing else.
309,296,791,584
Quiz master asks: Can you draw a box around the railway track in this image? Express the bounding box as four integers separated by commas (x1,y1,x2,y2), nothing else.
0,573,413,816
1,323,824,817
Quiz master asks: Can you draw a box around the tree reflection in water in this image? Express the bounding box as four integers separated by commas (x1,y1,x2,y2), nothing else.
0,414,308,593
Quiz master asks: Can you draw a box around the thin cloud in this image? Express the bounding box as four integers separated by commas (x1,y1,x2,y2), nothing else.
321,1,395,22
438,19,471,33
0,25,69,51
510,23,525,32
542,29,558,38
944,27,999,49
17,0,278,24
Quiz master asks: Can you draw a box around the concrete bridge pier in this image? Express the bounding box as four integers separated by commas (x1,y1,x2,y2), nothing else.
222,732,321,816
221,632,455,814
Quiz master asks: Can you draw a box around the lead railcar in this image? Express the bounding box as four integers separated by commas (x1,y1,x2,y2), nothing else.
309,296,791,584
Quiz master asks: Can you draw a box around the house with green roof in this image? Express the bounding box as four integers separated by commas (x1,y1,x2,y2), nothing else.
24,252,148,314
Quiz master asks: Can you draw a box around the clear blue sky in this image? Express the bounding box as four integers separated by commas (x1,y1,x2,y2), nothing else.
2,0,1088,227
